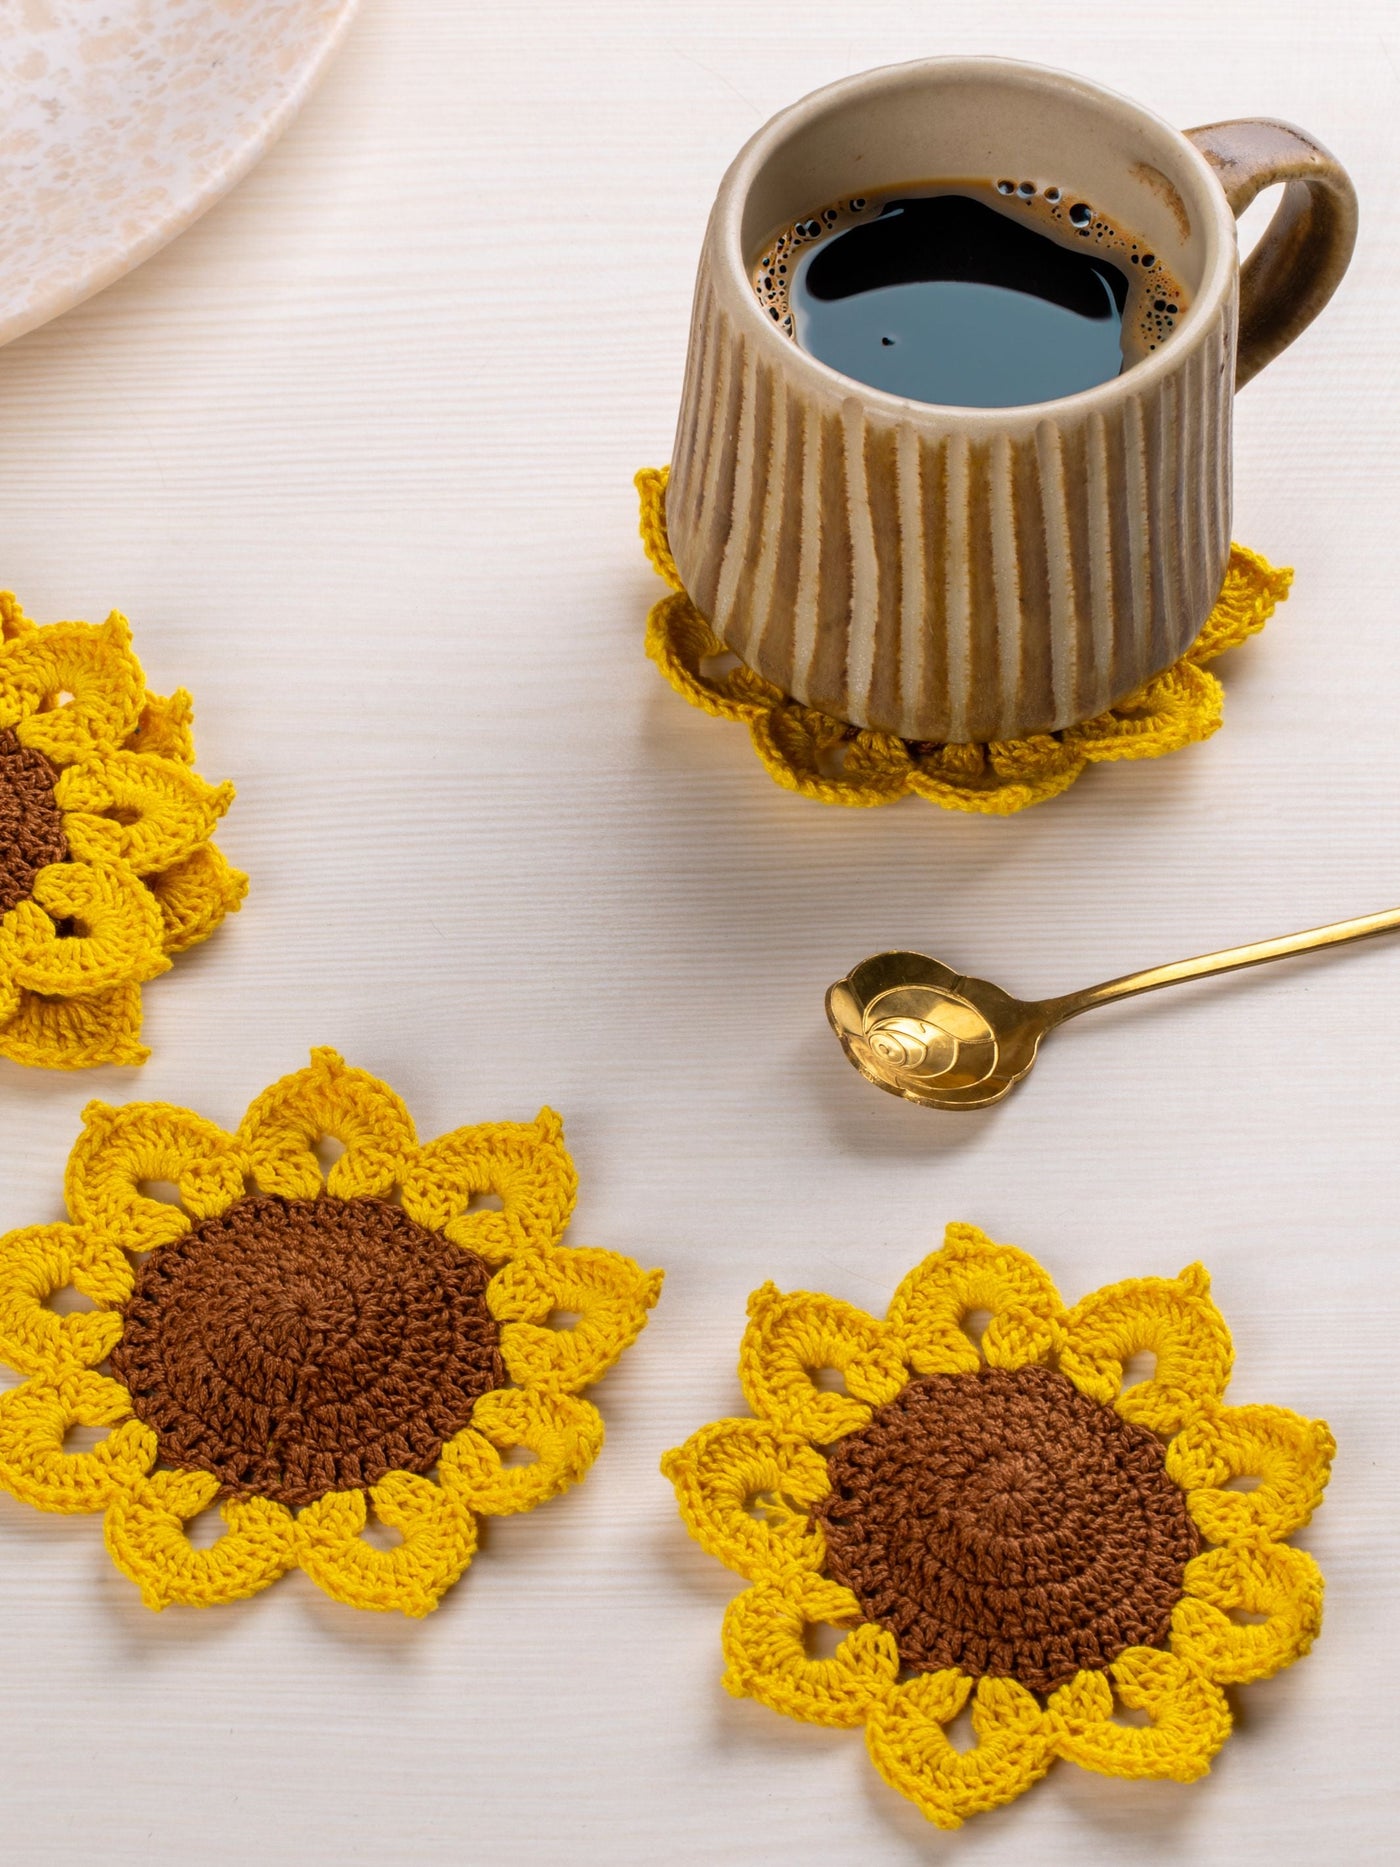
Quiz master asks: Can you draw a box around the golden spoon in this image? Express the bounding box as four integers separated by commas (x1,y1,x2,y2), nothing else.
827,907,1400,1110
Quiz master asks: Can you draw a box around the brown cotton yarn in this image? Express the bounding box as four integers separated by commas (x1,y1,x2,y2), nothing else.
112,1194,505,1506
0,727,68,916
814,1365,1199,1694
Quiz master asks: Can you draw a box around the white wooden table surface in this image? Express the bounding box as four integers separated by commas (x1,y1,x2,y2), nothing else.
2,2,1398,1860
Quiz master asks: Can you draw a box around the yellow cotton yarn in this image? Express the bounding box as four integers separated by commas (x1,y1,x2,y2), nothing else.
0,592,245,1068
637,467,1292,814
662,1224,1332,1830
0,1050,663,1617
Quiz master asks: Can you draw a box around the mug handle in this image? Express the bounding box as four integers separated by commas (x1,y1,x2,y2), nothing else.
1185,118,1357,389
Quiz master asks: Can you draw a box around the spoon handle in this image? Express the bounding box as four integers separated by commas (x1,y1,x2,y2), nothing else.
1043,905,1400,1024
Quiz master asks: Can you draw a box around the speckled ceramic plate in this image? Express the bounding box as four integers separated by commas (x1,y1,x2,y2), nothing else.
0,0,359,349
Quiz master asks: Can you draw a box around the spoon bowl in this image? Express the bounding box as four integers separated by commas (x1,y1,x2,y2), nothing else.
826,951,1049,1109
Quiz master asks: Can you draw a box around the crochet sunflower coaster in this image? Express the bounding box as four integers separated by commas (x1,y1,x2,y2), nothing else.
663,1225,1332,1830
0,1050,662,1616
0,592,245,1069
637,469,1292,815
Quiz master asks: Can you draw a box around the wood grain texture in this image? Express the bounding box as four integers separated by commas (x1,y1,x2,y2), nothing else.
1,1,1398,1861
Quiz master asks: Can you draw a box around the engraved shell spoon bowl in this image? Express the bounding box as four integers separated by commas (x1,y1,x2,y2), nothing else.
827,907,1400,1110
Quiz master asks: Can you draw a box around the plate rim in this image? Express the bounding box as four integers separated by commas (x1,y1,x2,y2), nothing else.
0,0,362,350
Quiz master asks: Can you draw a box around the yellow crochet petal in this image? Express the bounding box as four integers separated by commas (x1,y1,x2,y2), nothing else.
64,1100,247,1254
1185,546,1292,665
1067,658,1224,764
492,1245,663,1392
0,980,148,1069
1166,1403,1335,1544
906,736,1086,814
295,1472,478,1616
1172,1540,1325,1685
0,590,36,642
635,466,684,591
644,591,783,725
748,706,912,807
886,1222,1064,1375
237,1047,417,1200
738,1283,909,1441
144,842,248,955
1049,1647,1232,1781
1058,1261,1233,1433
0,614,145,761
56,751,235,874
0,1222,131,1377
0,1371,156,1512
0,858,169,996
721,1571,900,1727
439,1387,603,1517
660,1417,830,1582
125,688,195,764
864,1672,1055,1830
103,1468,298,1609
401,1108,577,1260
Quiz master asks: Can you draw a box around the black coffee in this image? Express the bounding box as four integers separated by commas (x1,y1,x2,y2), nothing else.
754,183,1185,408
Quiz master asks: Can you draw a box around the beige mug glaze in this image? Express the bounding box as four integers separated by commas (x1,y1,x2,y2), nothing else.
666,58,1356,743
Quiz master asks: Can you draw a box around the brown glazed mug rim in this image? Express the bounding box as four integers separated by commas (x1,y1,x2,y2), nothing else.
710,55,1240,424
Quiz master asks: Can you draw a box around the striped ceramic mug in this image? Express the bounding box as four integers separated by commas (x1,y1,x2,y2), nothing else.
666,58,1356,744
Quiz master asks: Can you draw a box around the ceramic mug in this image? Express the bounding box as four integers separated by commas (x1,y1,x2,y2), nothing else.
665,58,1356,744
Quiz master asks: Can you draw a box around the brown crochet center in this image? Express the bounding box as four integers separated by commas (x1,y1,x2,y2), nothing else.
814,1365,1199,1694
111,1194,506,1506
0,727,68,916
